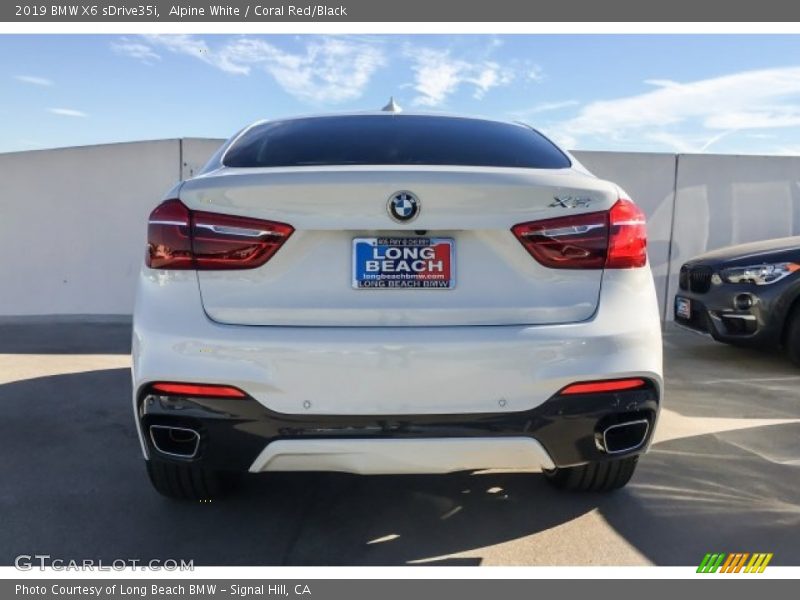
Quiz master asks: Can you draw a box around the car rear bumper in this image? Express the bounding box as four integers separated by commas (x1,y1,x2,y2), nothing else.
132,266,663,469
137,382,660,472
673,285,783,346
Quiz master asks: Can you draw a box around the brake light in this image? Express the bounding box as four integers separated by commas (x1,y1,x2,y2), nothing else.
511,198,647,269
146,199,294,270
559,378,647,395
511,211,608,269
606,198,647,268
150,382,247,398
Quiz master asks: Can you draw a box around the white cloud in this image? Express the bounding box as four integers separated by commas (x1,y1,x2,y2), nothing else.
643,79,681,88
527,65,545,83
144,34,232,71
15,75,53,86
132,35,385,103
548,66,800,152
775,145,800,155
225,37,386,103
644,131,719,154
47,108,87,118
704,107,800,130
407,50,463,107
513,100,579,117
406,47,516,107
111,37,161,64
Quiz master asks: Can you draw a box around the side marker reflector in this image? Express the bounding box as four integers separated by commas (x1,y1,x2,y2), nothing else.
560,378,647,395
151,383,247,398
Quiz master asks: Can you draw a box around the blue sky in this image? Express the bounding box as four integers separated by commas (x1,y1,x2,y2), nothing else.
3,34,800,155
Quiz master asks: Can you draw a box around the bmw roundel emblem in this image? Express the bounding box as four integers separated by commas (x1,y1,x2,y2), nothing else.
387,191,420,223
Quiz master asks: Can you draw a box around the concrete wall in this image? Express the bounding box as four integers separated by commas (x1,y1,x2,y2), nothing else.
2,140,798,318
0,140,179,316
664,154,800,317
573,151,677,317
181,138,226,180
0,138,224,316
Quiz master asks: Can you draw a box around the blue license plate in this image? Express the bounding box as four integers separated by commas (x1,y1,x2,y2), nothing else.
675,296,691,319
352,237,455,289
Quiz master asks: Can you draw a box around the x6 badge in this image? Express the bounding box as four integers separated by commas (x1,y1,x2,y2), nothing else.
550,195,593,209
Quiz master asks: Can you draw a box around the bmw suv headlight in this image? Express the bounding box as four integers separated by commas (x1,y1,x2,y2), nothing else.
720,262,800,285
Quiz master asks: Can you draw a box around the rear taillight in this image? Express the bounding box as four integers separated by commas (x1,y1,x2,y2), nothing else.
511,198,647,269
191,209,294,270
146,199,293,270
146,199,193,269
606,198,647,269
511,211,608,269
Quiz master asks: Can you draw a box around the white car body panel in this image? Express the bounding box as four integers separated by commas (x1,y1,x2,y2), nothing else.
182,166,617,327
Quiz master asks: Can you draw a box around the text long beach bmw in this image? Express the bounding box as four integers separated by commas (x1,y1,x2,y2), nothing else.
132,110,663,499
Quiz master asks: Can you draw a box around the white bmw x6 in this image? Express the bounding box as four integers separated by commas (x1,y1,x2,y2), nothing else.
132,111,663,500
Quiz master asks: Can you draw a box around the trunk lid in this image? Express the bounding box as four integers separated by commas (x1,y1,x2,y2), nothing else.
180,165,618,327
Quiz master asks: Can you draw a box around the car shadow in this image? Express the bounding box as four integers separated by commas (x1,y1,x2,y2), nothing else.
0,319,132,355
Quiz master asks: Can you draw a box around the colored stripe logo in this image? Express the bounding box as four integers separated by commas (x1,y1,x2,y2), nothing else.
697,553,773,573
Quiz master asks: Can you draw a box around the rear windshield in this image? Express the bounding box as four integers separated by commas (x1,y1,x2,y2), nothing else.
222,115,571,169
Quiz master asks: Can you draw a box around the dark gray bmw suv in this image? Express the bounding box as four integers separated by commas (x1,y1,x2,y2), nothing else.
674,236,800,365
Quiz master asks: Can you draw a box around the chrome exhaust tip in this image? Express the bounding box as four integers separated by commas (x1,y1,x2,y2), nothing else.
599,419,650,454
149,425,200,459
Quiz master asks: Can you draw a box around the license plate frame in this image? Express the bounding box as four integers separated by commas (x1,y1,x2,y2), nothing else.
352,237,455,290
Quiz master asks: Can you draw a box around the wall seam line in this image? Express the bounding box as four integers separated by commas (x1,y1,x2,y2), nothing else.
661,153,681,322
178,138,184,181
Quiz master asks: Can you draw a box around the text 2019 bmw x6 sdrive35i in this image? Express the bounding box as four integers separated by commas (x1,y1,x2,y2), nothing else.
132,112,663,500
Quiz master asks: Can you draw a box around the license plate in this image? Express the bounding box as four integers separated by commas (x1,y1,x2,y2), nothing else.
675,296,691,320
352,237,454,289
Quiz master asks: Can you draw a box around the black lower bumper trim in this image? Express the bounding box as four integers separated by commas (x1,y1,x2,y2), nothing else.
138,383,660,471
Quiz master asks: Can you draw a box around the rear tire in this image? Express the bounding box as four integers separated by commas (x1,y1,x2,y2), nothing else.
785,306,800,367
544,456,638,492
145,459,236,501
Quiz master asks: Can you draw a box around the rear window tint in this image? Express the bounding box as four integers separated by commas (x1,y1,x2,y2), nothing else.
222,115,571,169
